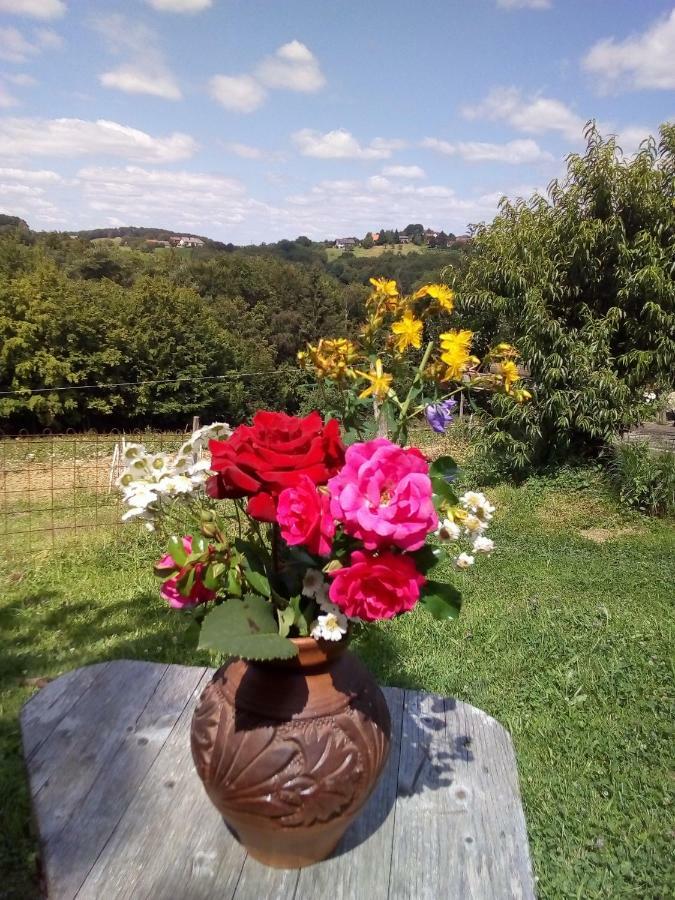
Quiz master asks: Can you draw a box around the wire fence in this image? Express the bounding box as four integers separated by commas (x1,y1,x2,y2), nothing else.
0,427,194,552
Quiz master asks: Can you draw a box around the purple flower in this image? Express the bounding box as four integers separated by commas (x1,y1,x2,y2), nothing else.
425,398,457,434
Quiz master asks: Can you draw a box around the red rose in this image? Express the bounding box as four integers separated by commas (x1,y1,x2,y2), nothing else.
328,550,425,621
207,410,345,522
277,476,335,556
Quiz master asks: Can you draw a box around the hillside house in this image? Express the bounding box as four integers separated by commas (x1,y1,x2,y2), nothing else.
399,234,412,244
423,229,438,244
335,237,358,250
178,236,205,248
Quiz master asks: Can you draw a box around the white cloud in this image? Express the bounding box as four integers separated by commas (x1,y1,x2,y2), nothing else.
420,137,455,156
7,73,38,86
381,164,426,179
292,128,404,160
0,27,36,63
95,15,181,101
146,0,212,11
0,166,64,183
422,135,553,164
34,28,62,49
496,0,551,9
101,67,181,100
0,83,19,108
256,40,325,93
0,117,196,162
463,86,584,140
209,74,266,112
583,10,675,92
76,164,258,232
209,40,325,114
0,0,66,19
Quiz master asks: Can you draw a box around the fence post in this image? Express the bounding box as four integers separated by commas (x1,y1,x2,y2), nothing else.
192,416,200,433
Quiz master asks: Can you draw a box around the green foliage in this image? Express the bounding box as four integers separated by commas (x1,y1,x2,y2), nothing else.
608,441,675,516
454,123,675,474
198,594,298,660
0,233,362,429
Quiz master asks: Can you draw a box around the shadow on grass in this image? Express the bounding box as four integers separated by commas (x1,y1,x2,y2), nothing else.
0,579,212,900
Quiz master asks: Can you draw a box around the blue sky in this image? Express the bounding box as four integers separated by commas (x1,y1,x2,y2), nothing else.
0,0,674,242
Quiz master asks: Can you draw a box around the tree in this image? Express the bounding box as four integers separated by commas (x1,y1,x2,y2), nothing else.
362,232,374,249
453,122,675,473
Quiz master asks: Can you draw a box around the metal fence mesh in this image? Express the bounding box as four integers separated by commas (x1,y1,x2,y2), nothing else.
0,429,191,551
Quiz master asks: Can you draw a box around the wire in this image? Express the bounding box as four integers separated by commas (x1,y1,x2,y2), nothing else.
0,370,295,397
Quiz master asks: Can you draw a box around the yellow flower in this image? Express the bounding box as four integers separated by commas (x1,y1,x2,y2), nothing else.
499,360,520,393
298,338,358,381
512,387,532,403
369,277,399,299
414,283,455,312
356,359,393,401
491,342,519,358
439,330,478,381
391,310,423,353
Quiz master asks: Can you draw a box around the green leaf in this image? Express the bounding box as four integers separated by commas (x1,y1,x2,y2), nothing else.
289,595,310,637
167,535,188,566
277,605,295,638
411,544,443,575
227,567,242,597
198,595,298,660
429,455,459,483
420,579,462,620
243,564,271,598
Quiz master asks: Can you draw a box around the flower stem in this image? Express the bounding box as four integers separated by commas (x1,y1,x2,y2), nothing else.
392,340,434,444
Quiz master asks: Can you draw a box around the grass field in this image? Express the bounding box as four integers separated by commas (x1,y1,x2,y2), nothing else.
325,243,429,262
1,452,673,898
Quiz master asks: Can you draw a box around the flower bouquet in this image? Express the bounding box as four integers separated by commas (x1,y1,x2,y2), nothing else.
116,276,519,867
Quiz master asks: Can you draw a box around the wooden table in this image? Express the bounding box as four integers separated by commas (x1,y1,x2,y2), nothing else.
21,660,536,899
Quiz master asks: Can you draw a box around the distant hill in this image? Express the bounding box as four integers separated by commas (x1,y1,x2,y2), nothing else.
70,226,233,250
0,214,29,233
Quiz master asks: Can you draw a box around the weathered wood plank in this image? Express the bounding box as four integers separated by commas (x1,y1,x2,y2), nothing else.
22,662,535,900
292,686,404,900
25,660,168,850
42,664,207,899
20,662,110,760
388,692,535,900
76,668,249,900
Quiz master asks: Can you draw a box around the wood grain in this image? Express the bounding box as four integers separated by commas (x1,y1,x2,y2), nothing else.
20,661,536,900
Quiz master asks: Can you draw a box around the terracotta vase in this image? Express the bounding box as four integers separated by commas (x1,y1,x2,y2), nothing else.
190,637,391,868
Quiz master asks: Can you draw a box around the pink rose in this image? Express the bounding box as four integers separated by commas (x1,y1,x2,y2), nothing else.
328,438,437,551
156,536,216,610
277,475,335,556
328,550,425,621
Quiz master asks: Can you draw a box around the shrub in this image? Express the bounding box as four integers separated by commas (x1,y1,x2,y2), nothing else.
609,441,675,516
453,122,675,475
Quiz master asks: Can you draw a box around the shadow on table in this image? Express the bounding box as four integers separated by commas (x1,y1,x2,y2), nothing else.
333,691,475,858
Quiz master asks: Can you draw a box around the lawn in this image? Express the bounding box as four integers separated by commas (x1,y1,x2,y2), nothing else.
324,243,429,262
1,465,673,898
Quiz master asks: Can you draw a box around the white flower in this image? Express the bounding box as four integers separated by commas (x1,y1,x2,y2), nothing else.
472,535,495,554
643,391,657,402
156,474,193,496
122,443,146,461
455,552,475,569
463,513,487,535
121,506,153,523
310,611,348,641
317,595,341,616
302,568,325,599
126,485,158,509
146,453,172,475
437,518,461,541
459,491,495,522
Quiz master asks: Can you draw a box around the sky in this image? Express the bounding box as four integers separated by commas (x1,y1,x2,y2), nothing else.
0,0,674,243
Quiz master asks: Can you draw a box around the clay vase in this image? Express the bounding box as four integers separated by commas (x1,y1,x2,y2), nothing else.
190,637,391,868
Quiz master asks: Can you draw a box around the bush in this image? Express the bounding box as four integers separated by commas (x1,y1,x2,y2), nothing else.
609,441,675,516
453,122,675,475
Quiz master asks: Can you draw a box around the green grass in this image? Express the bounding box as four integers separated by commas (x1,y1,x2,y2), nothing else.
325,243,429,262
1,470,673,898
